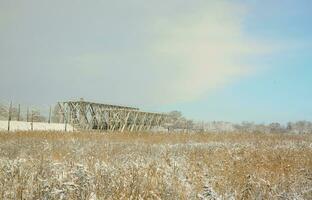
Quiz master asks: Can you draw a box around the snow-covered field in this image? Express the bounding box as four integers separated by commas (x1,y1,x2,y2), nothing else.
0,120,74,132
0,132,311,199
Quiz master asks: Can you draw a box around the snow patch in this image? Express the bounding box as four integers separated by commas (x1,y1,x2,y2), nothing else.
0,120,74,132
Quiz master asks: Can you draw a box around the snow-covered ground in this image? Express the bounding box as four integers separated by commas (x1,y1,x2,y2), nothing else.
0,120,74,132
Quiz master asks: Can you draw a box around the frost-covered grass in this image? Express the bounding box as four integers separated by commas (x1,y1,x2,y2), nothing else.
0,131,311,199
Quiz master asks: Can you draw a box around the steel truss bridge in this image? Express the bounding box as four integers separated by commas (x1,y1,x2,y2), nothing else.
58,100,168,132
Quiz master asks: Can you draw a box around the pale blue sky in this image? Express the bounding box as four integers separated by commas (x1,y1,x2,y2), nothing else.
0,0,311,123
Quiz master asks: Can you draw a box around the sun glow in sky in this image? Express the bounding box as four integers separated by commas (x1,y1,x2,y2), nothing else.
0,0,311,123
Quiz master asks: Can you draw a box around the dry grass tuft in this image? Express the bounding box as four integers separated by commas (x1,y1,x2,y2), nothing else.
0,131,311,199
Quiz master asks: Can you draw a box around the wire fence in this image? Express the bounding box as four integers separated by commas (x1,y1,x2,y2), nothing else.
0,100,69,132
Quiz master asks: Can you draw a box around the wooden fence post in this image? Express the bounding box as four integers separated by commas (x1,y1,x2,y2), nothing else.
17,104,20,121
26,107,29,122
48,106,51,124
7,101,12,132
64,112,67,132
31,110,33,131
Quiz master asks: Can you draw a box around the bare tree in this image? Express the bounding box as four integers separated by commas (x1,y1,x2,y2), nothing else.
167,111,190,132
0,104,8,120
268,123,284,133
287,121,312,134
31,110,46,122
0,103,24,121
51,104,62,123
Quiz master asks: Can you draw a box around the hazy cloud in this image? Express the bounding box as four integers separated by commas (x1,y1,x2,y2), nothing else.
0,0,271,106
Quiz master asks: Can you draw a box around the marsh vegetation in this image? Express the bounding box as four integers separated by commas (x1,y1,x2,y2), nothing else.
0,131,311,199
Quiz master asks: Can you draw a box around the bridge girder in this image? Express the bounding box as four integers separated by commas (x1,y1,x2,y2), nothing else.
57,101,167,132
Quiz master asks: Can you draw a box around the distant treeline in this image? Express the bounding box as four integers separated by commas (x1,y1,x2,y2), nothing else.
167,111,312,134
